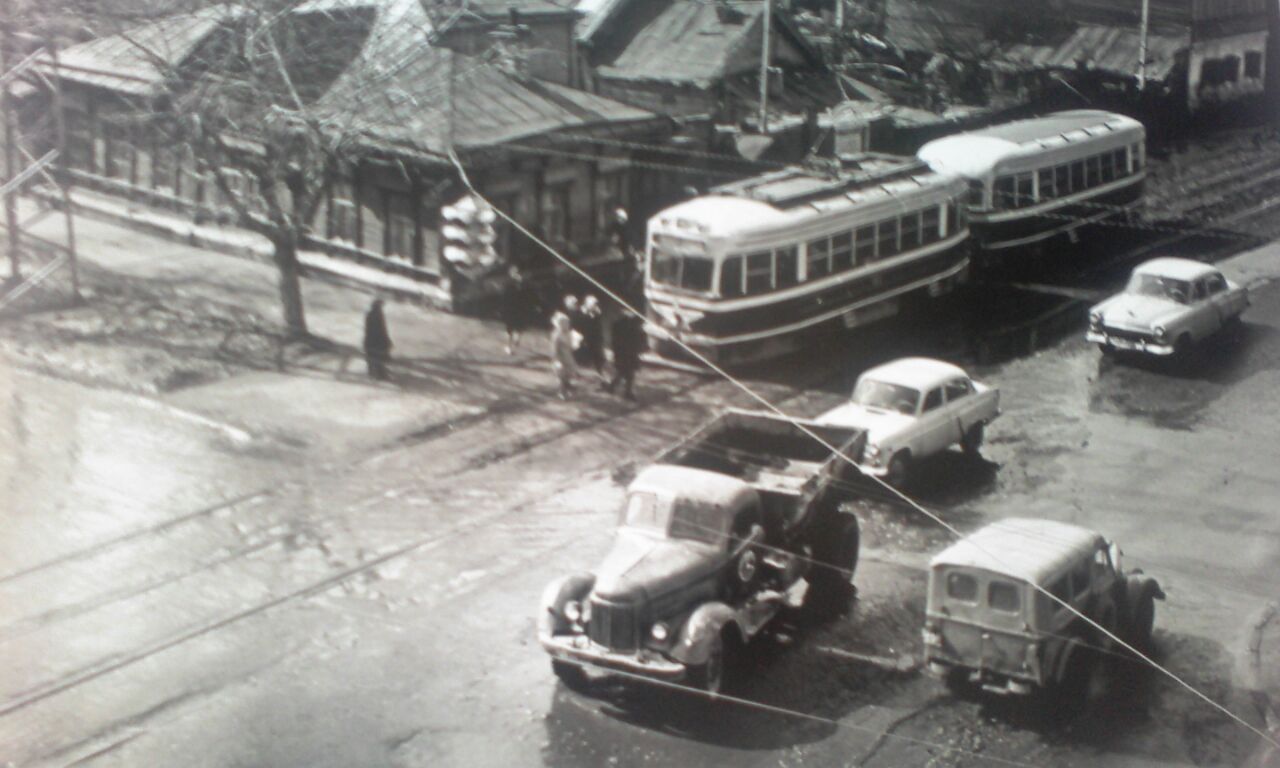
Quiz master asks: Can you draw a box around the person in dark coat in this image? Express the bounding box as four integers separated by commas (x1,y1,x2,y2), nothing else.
605,312,645,401
579,294,605,378
499,266,539,355
363,298,392,380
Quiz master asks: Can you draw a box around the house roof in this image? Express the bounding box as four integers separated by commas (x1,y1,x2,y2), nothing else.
882,0,987,57
930,518,1106,586
43,5,241,96
1001,23,1189,82
316,0,661,159
590,0,819,86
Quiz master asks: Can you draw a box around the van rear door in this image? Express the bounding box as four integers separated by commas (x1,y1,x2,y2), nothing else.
930,567,1031,679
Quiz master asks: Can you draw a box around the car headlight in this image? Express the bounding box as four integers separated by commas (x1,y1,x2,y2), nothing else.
1089,311,1102,329
650,622,669,642
564,601,582,623
1153,324,1167,341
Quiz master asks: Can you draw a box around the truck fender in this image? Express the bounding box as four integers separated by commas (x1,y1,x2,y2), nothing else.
669,602,743,667
1126,571,1165,601
538,572,595,636
1049,635,1089,687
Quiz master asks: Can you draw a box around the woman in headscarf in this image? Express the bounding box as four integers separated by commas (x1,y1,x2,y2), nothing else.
579,294,605,378
550,310,578,400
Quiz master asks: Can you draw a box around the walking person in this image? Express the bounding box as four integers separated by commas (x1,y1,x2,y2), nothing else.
499,265,538,355
606,312,644,401
550,310,579,400
363,298,393,381
580,294,605,378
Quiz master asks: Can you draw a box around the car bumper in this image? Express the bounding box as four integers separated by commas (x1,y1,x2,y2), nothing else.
541,632,686,680
1086,329,1175,356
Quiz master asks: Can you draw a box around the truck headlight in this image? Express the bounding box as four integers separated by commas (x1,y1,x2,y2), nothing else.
1153,324,1167,341
1089,311,1102,329
564,601,582,623
864,444,882,466
650,623,669,642
923,628,943,647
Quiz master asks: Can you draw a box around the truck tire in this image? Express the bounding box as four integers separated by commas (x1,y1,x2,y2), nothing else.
1123,579,1157,652
687,629,731,696
552,659,590,692
726,512,763,600
961,423,985,456
807,513,859,615
886,452,911,487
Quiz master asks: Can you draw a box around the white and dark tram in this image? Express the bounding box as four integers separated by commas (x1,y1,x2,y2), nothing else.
917,109,1146,256
643,155,971,364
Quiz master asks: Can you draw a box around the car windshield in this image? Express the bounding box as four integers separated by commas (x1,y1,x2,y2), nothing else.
1128,273,1192,304
853,379,920,415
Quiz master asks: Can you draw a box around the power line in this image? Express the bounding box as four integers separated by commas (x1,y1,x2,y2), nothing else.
449,149,1280,751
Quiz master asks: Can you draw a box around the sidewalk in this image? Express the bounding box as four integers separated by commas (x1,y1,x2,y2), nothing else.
1243,602,1280,768
0,197,693,457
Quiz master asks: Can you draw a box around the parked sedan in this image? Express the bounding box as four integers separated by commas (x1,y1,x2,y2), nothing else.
1087,257,1249,357
817,358,1000,486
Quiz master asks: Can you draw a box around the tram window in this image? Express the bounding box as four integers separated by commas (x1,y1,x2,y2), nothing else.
831,231,854,271
922,207,941,243
720,255,744,297
745,251,774,294
946,202,958,236
1132,143,1143,170
967,180,986,208
877,219,899,258
776,246,799,288
855,225,877,263
1100,152,1116,183
1016,174,1035,208
1113,149,1128,176
900,211,921,250
1055,164,1070,195
1038,168,1055,201
1086,155,1101,188
683,258,712,292
994,176,1015,209
1071,161,1085,191
807,237,832,279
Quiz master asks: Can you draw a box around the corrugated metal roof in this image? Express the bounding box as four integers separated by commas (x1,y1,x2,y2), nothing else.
1001,23,1188,82
593,0,767,85
883,0,986,56
44,6,241,96
317,0,660,157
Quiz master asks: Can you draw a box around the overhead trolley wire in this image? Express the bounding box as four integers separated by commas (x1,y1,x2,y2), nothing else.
448,149,1280,752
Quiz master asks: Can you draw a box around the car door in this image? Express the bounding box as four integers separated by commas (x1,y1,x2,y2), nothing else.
1205,272,1241,326
944,378,976,436
917,386,953,455
1188,279,1217,339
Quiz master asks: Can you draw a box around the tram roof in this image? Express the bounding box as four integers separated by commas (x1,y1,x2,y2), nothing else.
651,154,957,239
917,110,1144,178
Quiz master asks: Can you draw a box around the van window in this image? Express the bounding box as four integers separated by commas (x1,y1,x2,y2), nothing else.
988,580,1022,613
946,572,978,602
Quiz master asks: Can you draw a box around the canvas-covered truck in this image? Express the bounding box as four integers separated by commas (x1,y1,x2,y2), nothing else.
538,409,868,695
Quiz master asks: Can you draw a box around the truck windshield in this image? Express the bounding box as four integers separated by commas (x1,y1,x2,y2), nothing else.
623,492,669,532
1127,273,1191,304
853,380,920,415
668,499,725,545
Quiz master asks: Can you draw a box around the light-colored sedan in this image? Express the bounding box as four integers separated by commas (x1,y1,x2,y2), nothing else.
1087,257,1249,356
817,358,1000,486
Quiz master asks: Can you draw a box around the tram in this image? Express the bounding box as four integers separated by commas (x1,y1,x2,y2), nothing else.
643,154,971,365
917,110,1146,256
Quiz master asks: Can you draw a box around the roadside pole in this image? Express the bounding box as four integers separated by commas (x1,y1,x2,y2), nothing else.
758,0,771,134
1,0,21,281
48,37,79,301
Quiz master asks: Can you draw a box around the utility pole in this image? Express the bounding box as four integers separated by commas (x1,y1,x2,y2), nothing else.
2,1,21,281
48,37,78,300
834,0,845,65
1137,0,1150,90
758,0,772,134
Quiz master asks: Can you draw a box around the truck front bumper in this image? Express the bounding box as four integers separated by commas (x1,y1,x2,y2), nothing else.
1086,329,1175,356
541,632,686,681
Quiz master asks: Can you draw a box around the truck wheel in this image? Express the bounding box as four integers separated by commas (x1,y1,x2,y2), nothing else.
807,514,859,616
727,514,763,600
1124,580,1157,652
1174,333,1193,358
886,452,911,487
961,423,985,456
688,630,730,696
552,659,590,692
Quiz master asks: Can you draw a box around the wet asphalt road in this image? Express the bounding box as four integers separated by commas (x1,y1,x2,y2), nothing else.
2,255,1279,767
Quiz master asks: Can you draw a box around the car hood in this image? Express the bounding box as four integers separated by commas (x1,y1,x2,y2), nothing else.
817,404,915,447
592,528,719,602
1094,294,1186,330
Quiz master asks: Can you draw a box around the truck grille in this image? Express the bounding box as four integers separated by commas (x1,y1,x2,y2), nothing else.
587,599,638,651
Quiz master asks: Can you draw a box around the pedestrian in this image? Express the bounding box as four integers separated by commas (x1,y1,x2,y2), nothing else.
363,298,392,380
499,265,538,355
550,310,578,399
565,294,589,369
605,311,644,401
580,294,605,378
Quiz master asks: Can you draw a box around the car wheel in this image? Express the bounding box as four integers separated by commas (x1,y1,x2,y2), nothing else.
552,659,590,692
961,423,985,456
886,452,911,487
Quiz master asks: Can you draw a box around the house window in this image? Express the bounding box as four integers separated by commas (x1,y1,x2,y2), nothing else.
1245,51,1263,80
384,190,417,262
745,250,774,294
151,140,176,194
103,122,135,182
491,193,518,262
542,183,572,246
831,231,853,271
596,172,626,240
65,110,95,173
806,236,832,279
329,180,358,243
